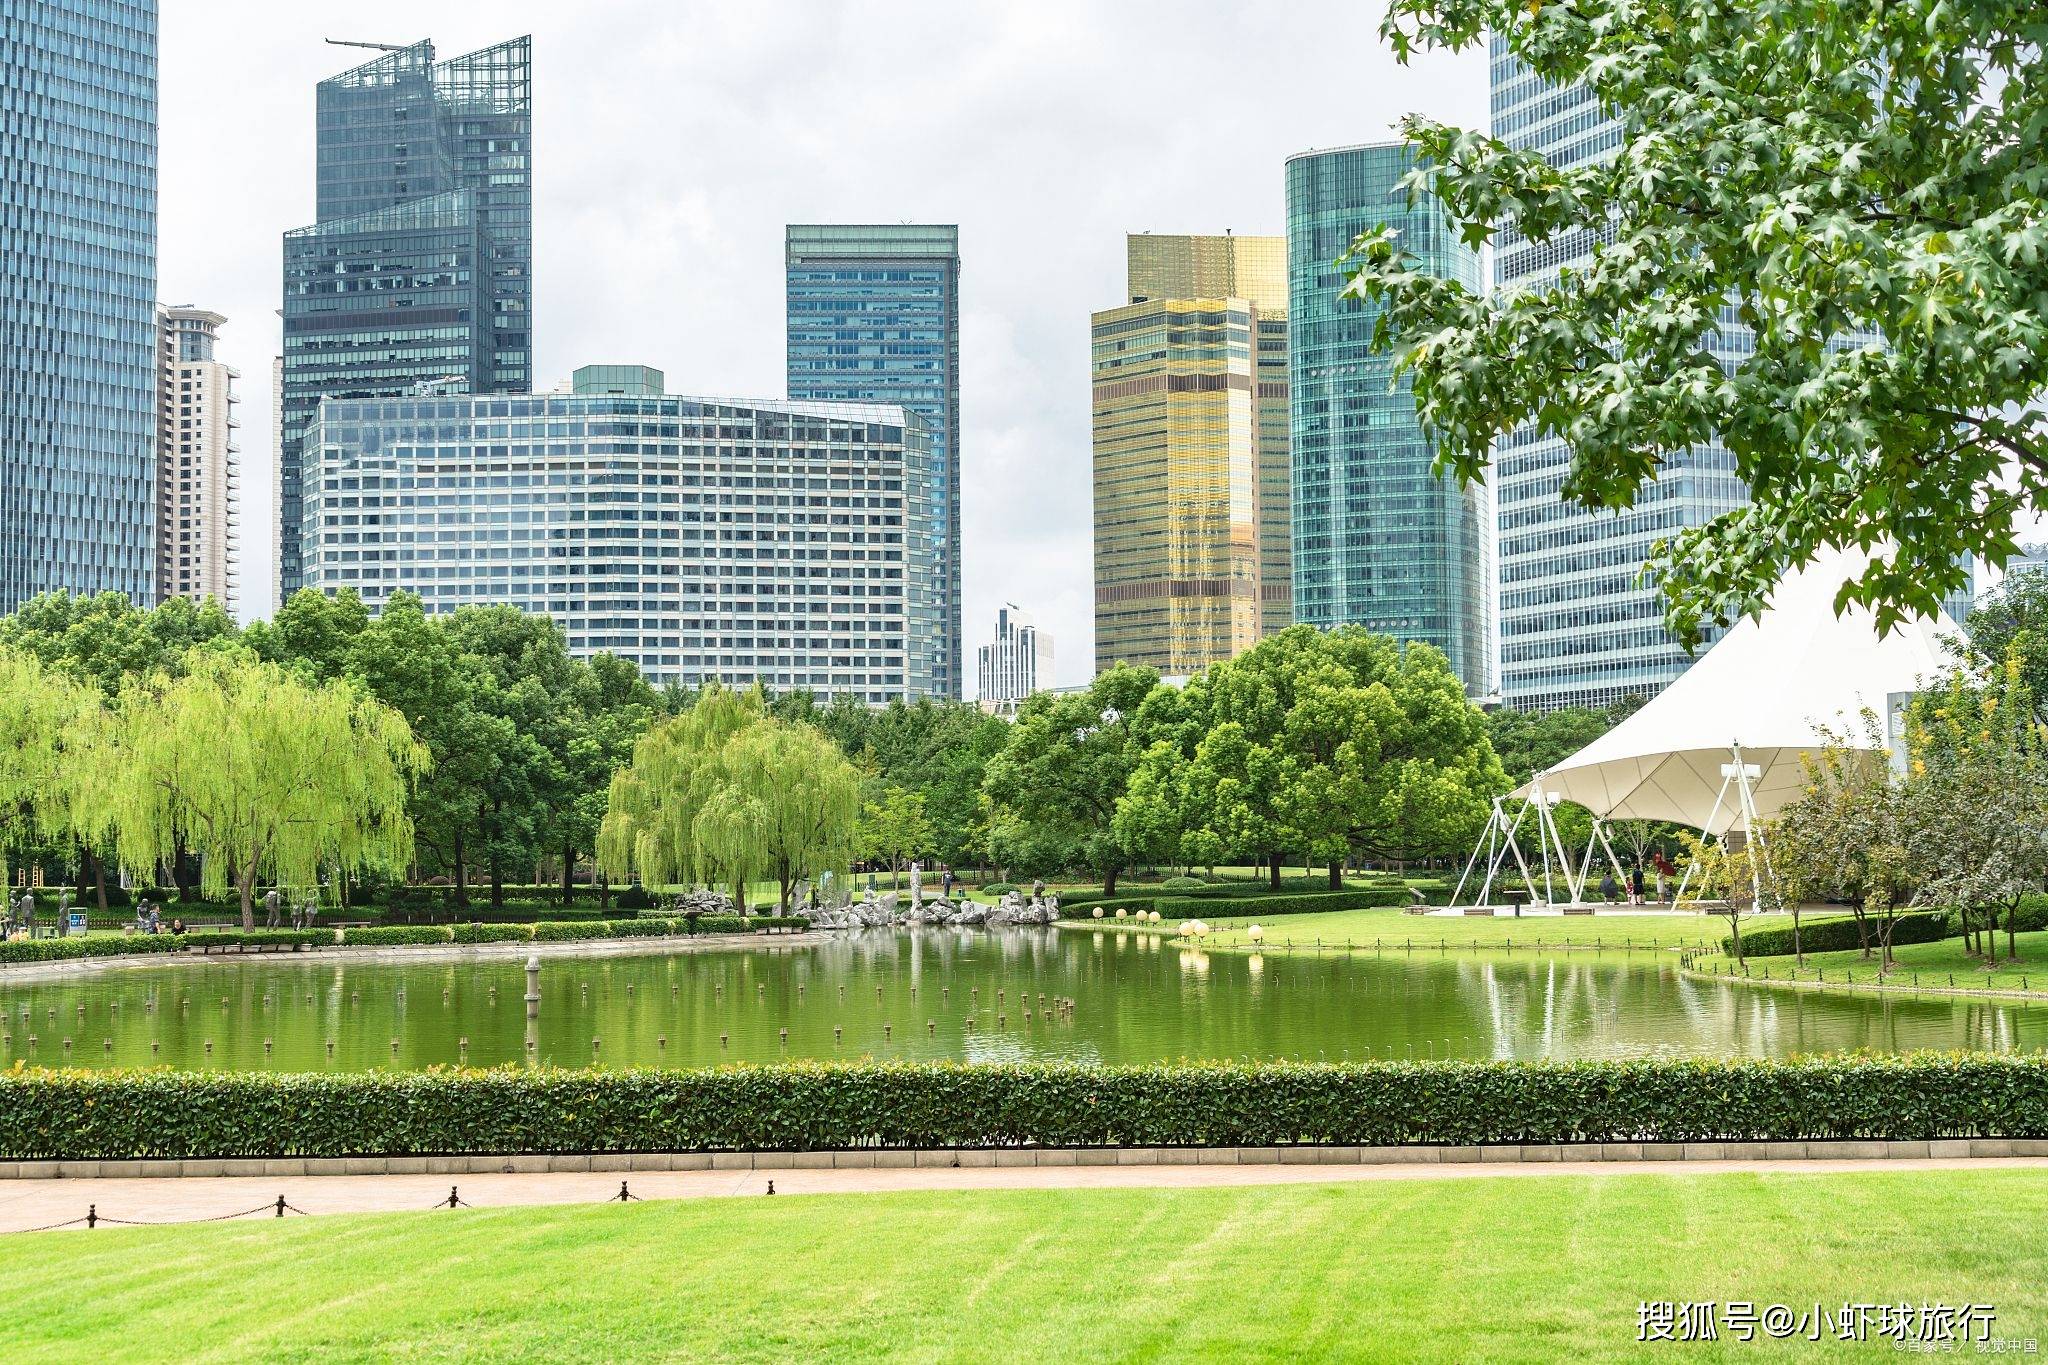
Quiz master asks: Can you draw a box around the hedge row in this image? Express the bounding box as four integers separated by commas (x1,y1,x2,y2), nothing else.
1061,890,1404,921
0,936,184,964
1732,911,1951,958
340,917,811,946
0,1055,2040,1158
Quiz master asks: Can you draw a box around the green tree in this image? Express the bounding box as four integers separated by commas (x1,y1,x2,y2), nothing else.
695,721,861,912
598,682,767,904
1908,655,2048,964
0,649,102,887
90,653,426,928
858,785,935,881
983,664,1158,894
1352,0,2048,643
1139,626,1504,888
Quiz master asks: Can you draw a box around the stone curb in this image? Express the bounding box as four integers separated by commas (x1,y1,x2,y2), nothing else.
0,931,829,983
8,1138,2044,1180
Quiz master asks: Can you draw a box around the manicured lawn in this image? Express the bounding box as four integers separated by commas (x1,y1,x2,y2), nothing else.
2,1170,2041,1361
1693,929,2048,993
1070,906,1771,953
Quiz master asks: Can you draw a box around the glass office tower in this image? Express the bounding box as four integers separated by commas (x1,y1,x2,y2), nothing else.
0,0,158,611
1091,296,1261,675
1126,233,1293,638
1285,142,1491,695
786,225,961,699
278,36,531,604
1489,46,1746,710
1490,48,1968,709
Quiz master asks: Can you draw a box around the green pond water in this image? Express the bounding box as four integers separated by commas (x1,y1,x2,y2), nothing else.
2,928,2042,1072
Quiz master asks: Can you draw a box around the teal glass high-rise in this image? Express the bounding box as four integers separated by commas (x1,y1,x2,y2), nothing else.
1285,142,1491,695
785,225,961,700
279,36,531,603
0,0,158,611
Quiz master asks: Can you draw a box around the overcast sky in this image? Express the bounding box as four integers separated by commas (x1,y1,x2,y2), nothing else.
159,1,1487,687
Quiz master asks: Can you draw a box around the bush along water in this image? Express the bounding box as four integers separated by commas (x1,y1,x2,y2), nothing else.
1731,911,1951,958
0,1055,2040,1159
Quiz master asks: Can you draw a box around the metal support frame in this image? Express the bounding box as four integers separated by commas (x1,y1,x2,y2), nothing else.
1673,745,1776,911
1451,779,1631,910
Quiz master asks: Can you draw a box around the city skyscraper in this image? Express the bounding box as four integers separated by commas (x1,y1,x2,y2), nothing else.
786,224,961,698
278,36,532,605
1488,49,1745,711
976,603,1052,717
155,307,239,611
1126,233,1294,637
301,379,938,700
1285,141,1491,695
1490,54,1969,709
0,0,158,612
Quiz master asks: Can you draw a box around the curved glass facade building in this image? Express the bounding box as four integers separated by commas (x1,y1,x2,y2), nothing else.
1284,142,1491,694
0,0,158,611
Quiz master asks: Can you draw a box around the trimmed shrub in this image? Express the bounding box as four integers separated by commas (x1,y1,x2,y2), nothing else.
449,923,534,944
608,919,677,938
750,916,811,931
530,920,614,942
689,915,748,935
1732,911,1949,958
1159,876,1208,892
982,882,1018,896
343,925,454,947
0,936,184,965
184,930,329,949
0,1055,2041,1159
616,884,655,911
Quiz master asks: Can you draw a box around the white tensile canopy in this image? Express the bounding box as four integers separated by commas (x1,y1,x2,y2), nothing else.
1509,547,1963,835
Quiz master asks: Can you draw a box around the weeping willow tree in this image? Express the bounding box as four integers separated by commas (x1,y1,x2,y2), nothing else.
0,648,103,888
598,684,859,911
696,721,860,912
89,653,428,928
597,682,765,903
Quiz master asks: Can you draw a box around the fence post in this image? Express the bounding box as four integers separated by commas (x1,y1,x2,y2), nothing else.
86,1204,96,1229
275,1195,286,1218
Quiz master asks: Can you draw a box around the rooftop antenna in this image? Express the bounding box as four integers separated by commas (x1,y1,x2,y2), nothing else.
324,39,411,53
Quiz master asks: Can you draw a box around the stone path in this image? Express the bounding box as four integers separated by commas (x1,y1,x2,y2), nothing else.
3,1156,2042,1235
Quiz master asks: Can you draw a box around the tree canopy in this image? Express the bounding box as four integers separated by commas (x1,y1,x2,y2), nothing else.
87,652,427,928
1352,0,2048,644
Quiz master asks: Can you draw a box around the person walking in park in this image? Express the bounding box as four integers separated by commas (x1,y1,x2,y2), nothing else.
1629,864,1646,906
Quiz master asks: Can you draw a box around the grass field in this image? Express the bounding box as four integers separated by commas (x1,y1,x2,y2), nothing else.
1069,906,1772,954
1692,929,2048,993
2,1170,2040,1362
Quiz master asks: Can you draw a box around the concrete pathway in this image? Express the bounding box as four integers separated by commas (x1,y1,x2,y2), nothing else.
4,1157,2042,1235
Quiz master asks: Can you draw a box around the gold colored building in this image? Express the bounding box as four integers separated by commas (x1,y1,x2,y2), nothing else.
1093,234,1291,675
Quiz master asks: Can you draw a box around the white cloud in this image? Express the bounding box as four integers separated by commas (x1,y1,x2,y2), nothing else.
160,0,1487,685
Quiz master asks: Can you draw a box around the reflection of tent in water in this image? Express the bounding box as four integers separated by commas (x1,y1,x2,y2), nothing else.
1455,548,1962,908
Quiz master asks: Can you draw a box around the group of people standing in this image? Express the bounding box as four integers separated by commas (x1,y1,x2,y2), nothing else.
1597,851,1680,905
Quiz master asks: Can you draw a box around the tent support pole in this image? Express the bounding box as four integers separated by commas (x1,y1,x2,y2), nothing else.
1676,769,1737,908
1732,743,1769,911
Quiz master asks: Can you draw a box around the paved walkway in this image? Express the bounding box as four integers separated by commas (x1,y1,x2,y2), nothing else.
3,1157,2041,1234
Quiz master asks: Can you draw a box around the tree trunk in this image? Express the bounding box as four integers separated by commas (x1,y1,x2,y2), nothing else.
1727,907,1743,964
1103,866,1119,896
1791,903,1803,968
561,842,576,908
1327,859,1343,891
92,855,107,915
489,854,505,911
452,829,470,909
237,866,256,931
597,870,611,912
1268,852,1281,892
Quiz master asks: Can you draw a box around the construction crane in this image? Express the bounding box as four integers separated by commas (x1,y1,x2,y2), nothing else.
323,39,411,53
